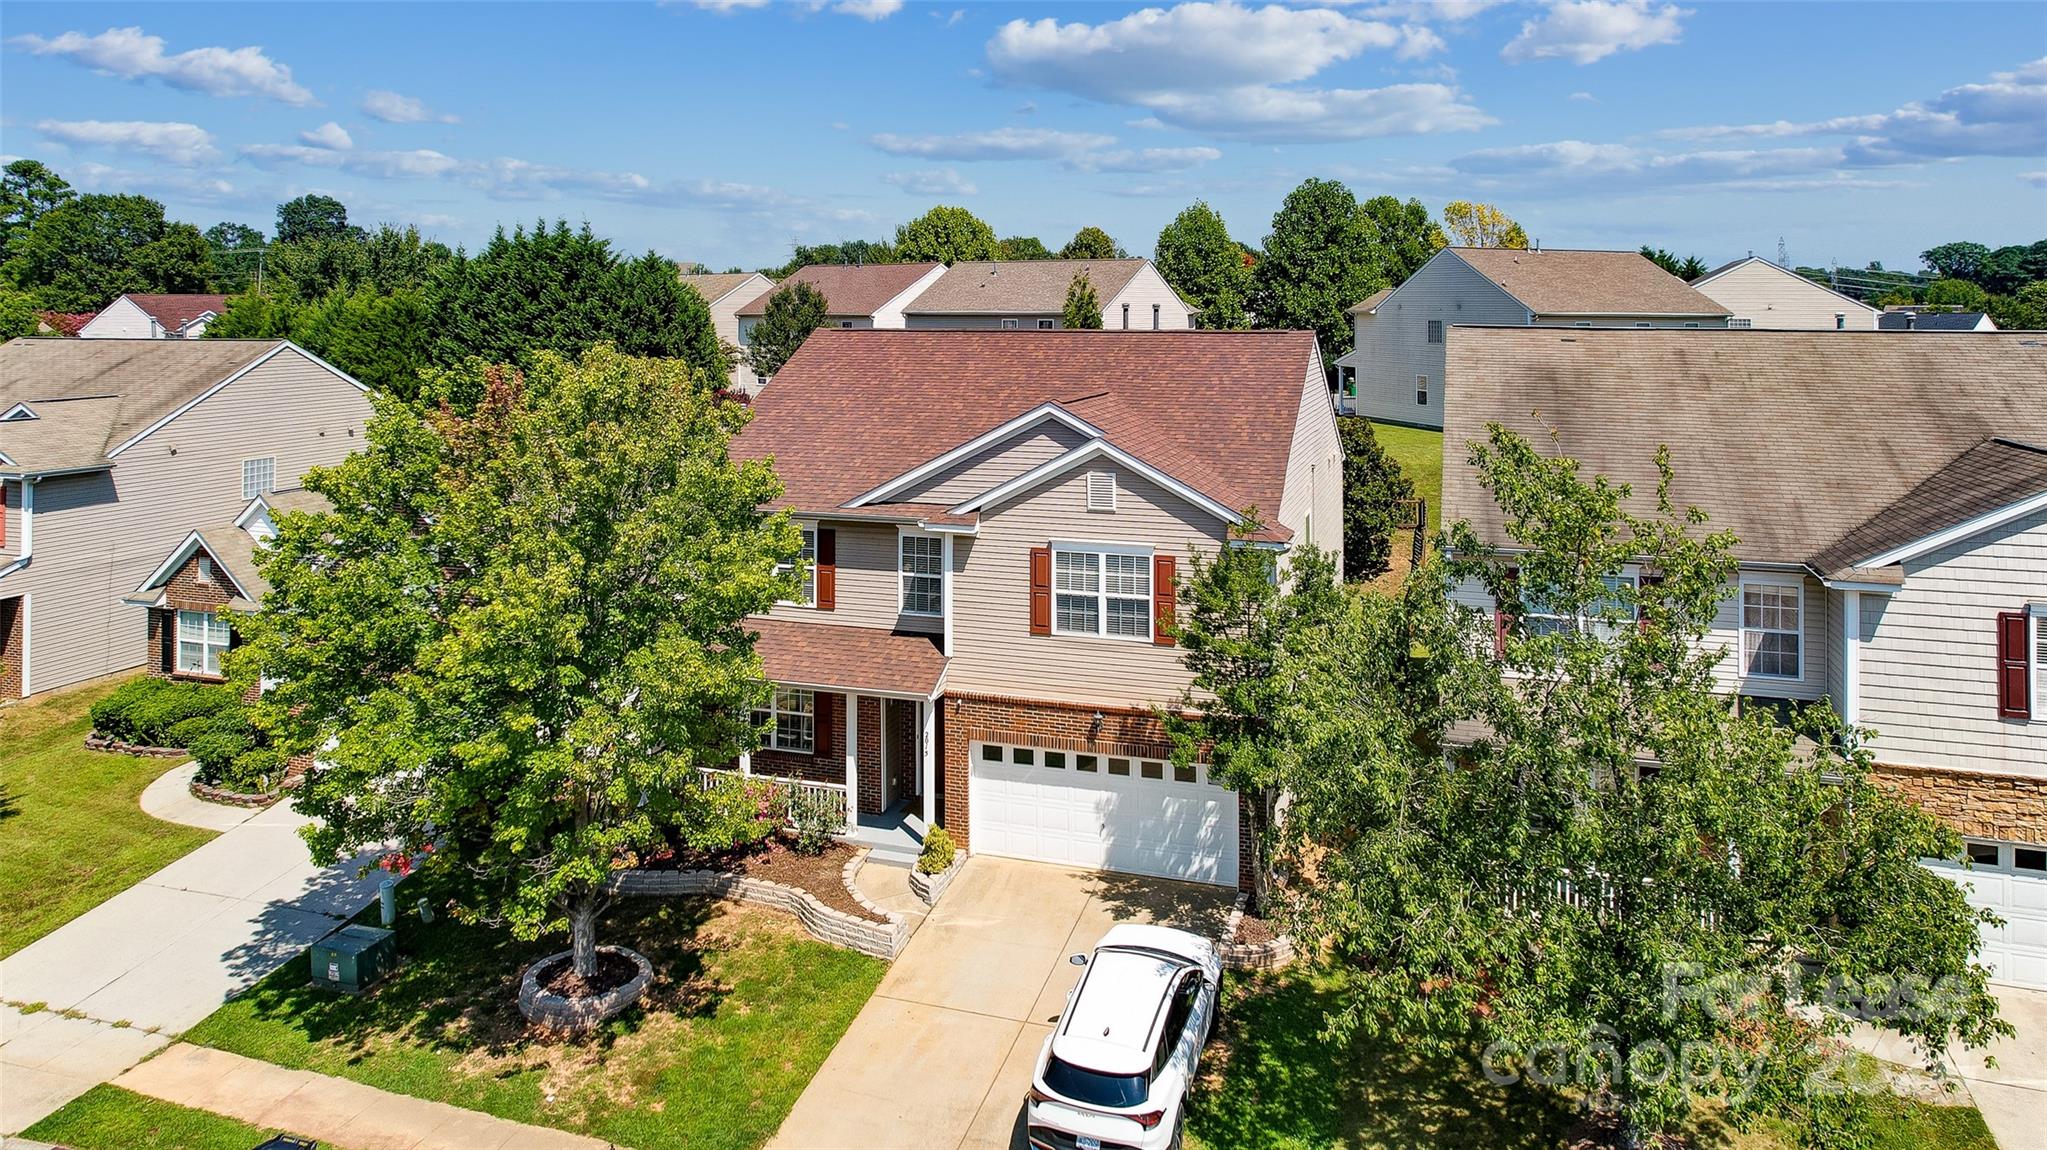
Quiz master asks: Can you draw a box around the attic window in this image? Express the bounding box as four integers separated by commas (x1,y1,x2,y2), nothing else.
0,403,36,422
1086,471,1115,512
1729,318,1753,329
242,457,275,501
196,556,216,583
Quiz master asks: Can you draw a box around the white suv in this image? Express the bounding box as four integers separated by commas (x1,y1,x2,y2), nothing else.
1025,924,1222,1150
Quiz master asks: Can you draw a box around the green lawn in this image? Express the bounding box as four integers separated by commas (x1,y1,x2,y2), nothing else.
181,890,885,1150
1368,422,1444,537
1185,966,1997,1150
0,676,217,957
23,1085,341,1150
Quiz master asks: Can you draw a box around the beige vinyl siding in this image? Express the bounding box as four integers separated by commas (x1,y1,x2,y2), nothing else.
9,347,370,695
1345,253,1528,430
1529,314,1732,329
892,423,1094,505
946,466,1229,709
1275,352,1343,569
871,265,948,328
1104,265,1195,330
1855,507,2047,777
903,314,1062,331
764,519,941,635
77,297,160,340
0,480,20,560
1690,261,1879,330
702,273,774,395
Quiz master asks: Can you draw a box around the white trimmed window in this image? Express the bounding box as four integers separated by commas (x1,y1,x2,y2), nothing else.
1525,574,1638,639
900,533,942,616
241,457,275,501
1053,545,1151,640
777,525,817,606
1741,580,1803,679
1037,319,1054,330
2034,611,2047,718
1416,375,1429,406
176,609,230,676
754,688,815,753
1001,318,1020,330
1729,317,1754,329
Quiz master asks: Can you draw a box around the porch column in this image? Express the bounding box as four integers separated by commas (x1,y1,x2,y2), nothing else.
738,750,752,777
1841,590,1862,727
920,697,936,829
845,692,861,833
941,534,956,657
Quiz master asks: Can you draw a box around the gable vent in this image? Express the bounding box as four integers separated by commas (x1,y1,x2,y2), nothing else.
1086,470,1115,512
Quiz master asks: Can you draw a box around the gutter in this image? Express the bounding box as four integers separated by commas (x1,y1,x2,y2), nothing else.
0,477,33,580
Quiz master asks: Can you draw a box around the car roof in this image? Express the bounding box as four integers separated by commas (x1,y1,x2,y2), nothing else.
1051,944,1195,1077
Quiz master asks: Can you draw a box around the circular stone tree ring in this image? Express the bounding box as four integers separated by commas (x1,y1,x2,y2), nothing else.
516,945,653,1032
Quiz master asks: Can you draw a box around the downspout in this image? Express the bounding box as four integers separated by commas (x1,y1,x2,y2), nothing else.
0,477,34,580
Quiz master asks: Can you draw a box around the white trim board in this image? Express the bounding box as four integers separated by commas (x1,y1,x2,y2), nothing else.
1855,490,2047,570
106,340,370,460
845,402,1105,508
949,437,1244,526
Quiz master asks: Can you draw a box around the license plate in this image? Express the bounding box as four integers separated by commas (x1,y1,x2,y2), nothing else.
1076,1138,1101,1150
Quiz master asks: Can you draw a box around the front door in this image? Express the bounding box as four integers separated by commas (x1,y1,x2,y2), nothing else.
886,699,917,803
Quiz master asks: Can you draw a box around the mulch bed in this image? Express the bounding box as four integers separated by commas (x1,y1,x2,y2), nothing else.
1233,911,1277,947
536,949,640,998
646,836,886,923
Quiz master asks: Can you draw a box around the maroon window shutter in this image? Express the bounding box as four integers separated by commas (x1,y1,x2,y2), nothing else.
1029,547,1052,636
813,691,834,756
1637,574,1664,634
1996,611,2031,719
1493,568,1519,658
1,483,8,548
1152,554,1177,646
158,610,175,673
815,528,837,611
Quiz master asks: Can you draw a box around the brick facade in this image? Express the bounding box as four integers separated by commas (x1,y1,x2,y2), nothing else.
753,690,846,785
0,596,21,699
856,696,884,815
1875,760,2047,845
886,698,917,805
146,552,237,682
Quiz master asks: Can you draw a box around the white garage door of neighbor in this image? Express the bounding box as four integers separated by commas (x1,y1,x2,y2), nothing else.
969,741,1238,887
1926,840,2047,991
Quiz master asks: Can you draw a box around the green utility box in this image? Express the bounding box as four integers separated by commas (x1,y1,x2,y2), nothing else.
309,924,397,993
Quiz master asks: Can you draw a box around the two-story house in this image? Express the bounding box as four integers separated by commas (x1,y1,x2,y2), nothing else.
1442,327,2047,988
77,293,232,340
1337,247,1731,429
901,258,1195,331
1687,257,1881,330
727,329,1342,888
679,271,777,396
0,339,370,698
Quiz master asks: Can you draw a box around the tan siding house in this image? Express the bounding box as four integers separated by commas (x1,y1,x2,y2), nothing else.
0,340,371,696
1688,257,1881,330
77,294,231,340
680,271,776,395
903,259,1194,331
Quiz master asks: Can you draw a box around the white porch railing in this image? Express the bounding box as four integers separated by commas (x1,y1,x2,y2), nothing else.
697,766,849,830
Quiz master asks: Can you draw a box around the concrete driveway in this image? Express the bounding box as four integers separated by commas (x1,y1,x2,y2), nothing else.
769,856,1235,1150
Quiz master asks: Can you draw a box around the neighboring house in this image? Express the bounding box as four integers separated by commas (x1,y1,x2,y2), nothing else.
735,262,944,347
0,339,371,698
77,293,231,340
1335,247,1731,429
1880,309,2000,331
1443,327,2047,988
727,329,1342,889
679,271,777,396
1688,257,1881,330
901,258,1195,331
122,488,330,680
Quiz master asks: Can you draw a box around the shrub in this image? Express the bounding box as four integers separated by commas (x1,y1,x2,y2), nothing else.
189,710,257,777
676,775,781,854
218,747,284,793
917,826,957,875
89,678,237,745
788,787,840,856
165,715,216,749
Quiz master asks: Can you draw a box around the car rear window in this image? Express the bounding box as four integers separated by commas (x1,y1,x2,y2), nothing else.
1043,1056,1147,1109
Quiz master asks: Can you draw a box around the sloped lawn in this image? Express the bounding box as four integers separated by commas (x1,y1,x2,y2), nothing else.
1185,966,1997,1150
180,890,884,1150
0,676,217,957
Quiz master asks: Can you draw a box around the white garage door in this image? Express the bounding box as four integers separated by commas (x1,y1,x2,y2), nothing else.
969,741,1239,887
1926,840,2047,990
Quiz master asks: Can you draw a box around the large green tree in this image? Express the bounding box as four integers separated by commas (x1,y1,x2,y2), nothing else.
2,193,212,311
999,235,1052,261
1441,200,1529,249
1,159,75,260
893,205,1002,264
1359,195,1446,286
1337,417,1416,581
1248,178,1386,365
1920,242,1992,283
1922,277,1990,311
239,346,801,979
274,194,358,246
1640,245,1707,281
265,224,452,303
1059,226,1125,260
1278,428,2008,1146
205,222,267,295
746,281,830,381
1155,201,1249,329
1061,271,1104,329
211,286,435,400
773,238,895,277
1987,280,2047,330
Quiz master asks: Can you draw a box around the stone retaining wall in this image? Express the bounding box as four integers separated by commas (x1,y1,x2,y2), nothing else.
1216,893,1296,971
85,734,190,758
188,778,282,808
608,857,910,961
908,853,964,906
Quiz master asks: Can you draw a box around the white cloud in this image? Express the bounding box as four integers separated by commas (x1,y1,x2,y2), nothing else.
2023,171,2047,187
1500,1,1688,65
36,119,219,166
834,0,902,19
300,121,354,150
985,2,1485,141
361,89,458,124
1066,146,1223,174
869,127,1117,161
1569,90,1597,102
243,142,463,180
882,168,979,195
687,0,772,10
1354,0,1506,19
10,26,313,104
66,160,239,202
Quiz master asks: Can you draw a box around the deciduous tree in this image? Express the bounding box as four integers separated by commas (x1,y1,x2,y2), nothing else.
1922,277,1990,312
1441,200,1528,248
1920,241,1992,283
1248,178,1386,365
3,193,204,311
1155,201,1249,329
205,222,266,295
1359,195,1445,285
274,193,358,246
999,235,1051,261
1062,271,1104,329
1059,226,1125,260
239,346,801,980
1,159,75,259
893,205,1002,264
746,281,830,380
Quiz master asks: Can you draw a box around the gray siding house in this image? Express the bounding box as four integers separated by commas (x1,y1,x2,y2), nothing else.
1337,247,1731,429
0,339,371,697
1443,327,2047,988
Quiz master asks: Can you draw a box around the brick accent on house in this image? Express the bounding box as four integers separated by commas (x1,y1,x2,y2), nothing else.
753,690,845,785
857,696,884,815
147,552,237,682
1874,761,2047,845
887,698,917,804
0,596,22,699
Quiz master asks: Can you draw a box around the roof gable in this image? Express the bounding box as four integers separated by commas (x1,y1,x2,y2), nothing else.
904,259,1150,315
734,263,942,318
125,293,231,332
678,272,770,307
1690,257,1879,316
1449,248,1731,317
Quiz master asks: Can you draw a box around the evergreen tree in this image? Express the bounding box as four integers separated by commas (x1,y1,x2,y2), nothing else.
1062,272,1104,329
746,281,831,380
1338,417,1417,581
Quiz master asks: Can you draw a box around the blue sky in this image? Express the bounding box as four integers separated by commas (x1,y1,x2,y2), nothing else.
3,1,2043,273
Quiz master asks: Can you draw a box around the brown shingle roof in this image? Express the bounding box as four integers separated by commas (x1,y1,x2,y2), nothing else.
0,339,287,475
125,293,231,332
1809,438,2047,578
734,263,941,319
749,618,947,696
678,272,770,307
903,259,1151,315
1448,248,1730,317
734,330,1317,526
1442,329,2047,574
1346,287,1394,316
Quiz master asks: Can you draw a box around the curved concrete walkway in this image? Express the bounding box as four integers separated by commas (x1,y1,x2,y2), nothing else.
139,761,267,832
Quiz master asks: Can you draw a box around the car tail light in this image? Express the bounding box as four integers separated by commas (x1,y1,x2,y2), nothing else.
1132,1110,1166,1129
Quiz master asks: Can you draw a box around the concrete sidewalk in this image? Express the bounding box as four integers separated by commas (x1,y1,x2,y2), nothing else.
114,1043,610,1150
0,768,385,1134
